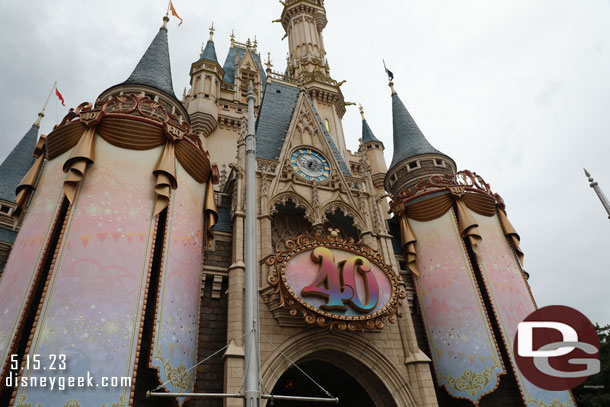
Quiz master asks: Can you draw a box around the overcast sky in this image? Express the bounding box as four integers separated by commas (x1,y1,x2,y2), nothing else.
1,0,609,325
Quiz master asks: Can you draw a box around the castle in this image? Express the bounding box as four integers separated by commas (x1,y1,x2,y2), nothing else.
0,1,578,406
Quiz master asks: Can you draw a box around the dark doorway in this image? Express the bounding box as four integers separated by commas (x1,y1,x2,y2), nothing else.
269,360,375,407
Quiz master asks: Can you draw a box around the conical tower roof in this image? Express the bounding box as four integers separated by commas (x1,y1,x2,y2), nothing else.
122,21,176,99
389,91,449,170
0,124,38,203
362,120,380,144
199,40,218,63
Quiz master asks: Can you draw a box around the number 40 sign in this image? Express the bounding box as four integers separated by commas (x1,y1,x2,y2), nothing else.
267,233,405,331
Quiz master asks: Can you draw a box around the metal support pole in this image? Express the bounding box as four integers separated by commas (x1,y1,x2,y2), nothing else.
584,169,610,219
244,81,260,407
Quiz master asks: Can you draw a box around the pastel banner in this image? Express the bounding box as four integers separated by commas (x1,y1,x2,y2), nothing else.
409,210,504,404
14,138,159,407
0,152,66,378
471,211,576,407
152,163,204,405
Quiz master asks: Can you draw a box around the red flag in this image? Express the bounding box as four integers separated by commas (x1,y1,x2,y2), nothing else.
169,2,183,26
55,87,65,106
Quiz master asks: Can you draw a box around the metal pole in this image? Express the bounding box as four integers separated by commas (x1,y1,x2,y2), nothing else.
147,392,339,404
148,392,244,399
262,394,339,403
584,169,610,219
245,81,261,407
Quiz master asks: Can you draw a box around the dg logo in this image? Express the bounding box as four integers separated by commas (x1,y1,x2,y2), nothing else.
514,305,600,391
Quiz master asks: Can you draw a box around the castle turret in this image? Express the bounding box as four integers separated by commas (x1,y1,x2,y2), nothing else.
184,24,224,138
358,104,386,191
384,84,456,197
0,16,216,407
0,113,41,272
98,16,188,121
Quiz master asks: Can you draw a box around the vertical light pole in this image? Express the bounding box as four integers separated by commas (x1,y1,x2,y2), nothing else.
584,168,610,219
244,81,260,407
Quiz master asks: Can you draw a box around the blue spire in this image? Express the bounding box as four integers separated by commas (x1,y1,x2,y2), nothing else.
122,18,176,98
360,105,380,144
199,41,218,63
388,90,448,171
0,123,39,203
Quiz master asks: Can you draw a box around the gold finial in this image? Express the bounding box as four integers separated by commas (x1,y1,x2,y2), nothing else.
359,104,365,121
230,30,235,46
265,52,273,73
162,15,169,29
389,81,396,95
246,37,252,48
34,111,44,127
209,22,215,41
253,36,258,52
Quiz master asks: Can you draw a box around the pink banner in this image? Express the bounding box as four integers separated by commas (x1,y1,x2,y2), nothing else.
471,210,575,407
0,153,66,378
409,210,504,404
151,164,204,405
13,139,160,407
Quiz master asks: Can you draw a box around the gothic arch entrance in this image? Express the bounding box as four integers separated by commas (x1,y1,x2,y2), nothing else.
270,357,376,407
262,331,417,406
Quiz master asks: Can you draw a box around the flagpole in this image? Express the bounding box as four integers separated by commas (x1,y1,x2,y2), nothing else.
166,0,171,17
244,81,261,407
34,81,56,127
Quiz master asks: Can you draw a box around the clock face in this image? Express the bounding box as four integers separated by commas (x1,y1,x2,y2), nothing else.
291,149,330,182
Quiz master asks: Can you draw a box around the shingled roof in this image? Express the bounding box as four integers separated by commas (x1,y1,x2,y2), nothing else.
0,124,38,203
256,81,300,161
122,26,177,99
199,40,218,63
389,91,449,171
362,119,380,144
221,47,267,84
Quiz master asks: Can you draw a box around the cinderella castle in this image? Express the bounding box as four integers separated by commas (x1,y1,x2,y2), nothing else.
0,1,578,406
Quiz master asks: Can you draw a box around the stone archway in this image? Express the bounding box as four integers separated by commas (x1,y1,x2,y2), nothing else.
261,330,418,407
269,357,376,407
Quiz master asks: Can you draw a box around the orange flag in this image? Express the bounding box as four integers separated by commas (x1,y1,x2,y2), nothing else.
169,2,183,26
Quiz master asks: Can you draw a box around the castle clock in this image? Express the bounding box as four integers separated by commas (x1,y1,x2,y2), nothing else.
291,148,330,182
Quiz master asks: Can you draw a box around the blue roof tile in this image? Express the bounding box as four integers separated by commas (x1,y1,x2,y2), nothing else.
389,92,449,171
199,40,218,63
221,47,267,84
362,119,380,143
256,81,300,161
0,124,38,203
123,27,176,98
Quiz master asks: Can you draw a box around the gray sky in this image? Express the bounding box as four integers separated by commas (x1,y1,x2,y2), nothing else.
1,0,609,325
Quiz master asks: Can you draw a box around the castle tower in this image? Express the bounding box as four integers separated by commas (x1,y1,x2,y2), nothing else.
0,16,217,407
184,25,223,139
384,84,456,198
201,1,441,405
358,105,389,216
386,82,577,406
279,0,349,162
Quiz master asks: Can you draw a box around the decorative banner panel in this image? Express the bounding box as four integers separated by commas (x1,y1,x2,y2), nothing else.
409,210,504,404
0,152,67,379
151,163,205,405
267,234,405,331
470,210,576,407
14,139,159,407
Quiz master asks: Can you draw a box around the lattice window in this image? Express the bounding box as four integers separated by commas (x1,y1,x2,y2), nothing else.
271,201,312,252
